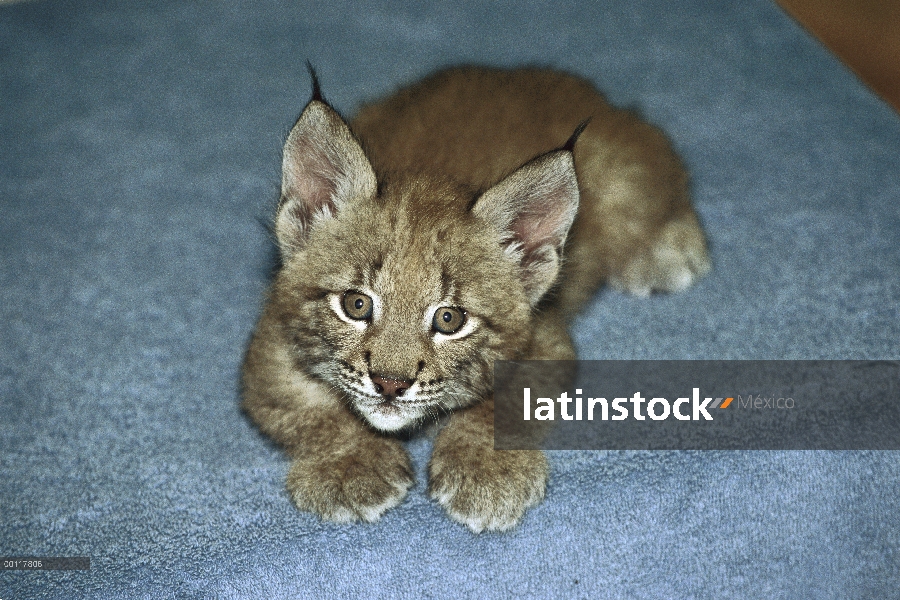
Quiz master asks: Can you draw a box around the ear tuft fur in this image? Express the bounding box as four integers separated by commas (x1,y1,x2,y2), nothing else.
562,119,591,153
306,61,325,104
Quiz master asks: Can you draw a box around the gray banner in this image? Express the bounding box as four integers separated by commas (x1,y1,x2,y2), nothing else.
494,360,900,449
1,557,91,570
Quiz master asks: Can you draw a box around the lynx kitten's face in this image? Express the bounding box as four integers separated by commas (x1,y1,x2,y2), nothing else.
274,179,534,431
268,94,578,433
271,91,578,431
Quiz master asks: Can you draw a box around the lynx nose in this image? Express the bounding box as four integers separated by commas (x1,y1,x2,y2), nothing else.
371,374,412,398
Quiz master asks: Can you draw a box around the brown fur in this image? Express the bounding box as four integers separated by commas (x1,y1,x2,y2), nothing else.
242,66,709,532
353,67,710,304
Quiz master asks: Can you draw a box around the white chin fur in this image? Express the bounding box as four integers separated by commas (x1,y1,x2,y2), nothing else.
358,405,418,432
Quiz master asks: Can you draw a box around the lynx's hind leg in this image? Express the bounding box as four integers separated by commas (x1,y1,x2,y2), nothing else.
606,209,710,297
557,113,711,311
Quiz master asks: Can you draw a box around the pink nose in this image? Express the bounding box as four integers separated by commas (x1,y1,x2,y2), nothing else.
371,375,411,398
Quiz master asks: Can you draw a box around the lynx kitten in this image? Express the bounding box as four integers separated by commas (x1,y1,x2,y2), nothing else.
242,66,710,532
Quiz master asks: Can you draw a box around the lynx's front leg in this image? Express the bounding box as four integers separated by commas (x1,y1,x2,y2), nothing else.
242,317,414,524
251,395,415,523
428,398,548,532
284,406,414,523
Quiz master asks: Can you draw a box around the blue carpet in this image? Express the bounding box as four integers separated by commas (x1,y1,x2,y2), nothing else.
1,0,898,598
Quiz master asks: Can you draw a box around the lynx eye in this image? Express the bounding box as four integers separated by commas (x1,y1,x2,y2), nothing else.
342,291,373,321
432,307,466,334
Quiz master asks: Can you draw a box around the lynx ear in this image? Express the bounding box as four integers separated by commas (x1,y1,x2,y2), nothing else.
473,150,580,305
275,100,377,257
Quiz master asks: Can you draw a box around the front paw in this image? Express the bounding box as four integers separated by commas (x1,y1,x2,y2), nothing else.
287,436,414,523
429,443,548,533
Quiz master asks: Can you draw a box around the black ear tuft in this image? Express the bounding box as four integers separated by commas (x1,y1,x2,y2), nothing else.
306,61,325,103
562,118,591,152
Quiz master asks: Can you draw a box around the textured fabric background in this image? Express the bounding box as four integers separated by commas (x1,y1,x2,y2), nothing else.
1,0,898,598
